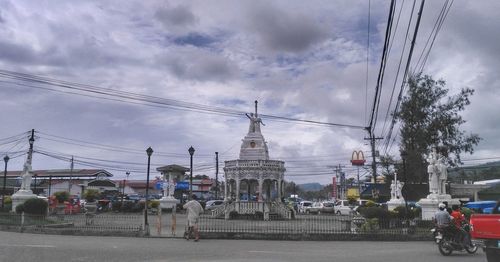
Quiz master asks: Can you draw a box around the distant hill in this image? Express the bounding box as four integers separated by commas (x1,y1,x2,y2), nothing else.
298,183,323,191
449,160,500,182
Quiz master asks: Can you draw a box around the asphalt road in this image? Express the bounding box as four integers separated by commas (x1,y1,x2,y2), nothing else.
0,231,487,262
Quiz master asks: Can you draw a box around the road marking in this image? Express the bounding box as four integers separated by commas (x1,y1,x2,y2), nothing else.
248,250,290,255
0,244,56,248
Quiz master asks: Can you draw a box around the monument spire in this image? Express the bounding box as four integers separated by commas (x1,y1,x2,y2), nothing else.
254,100,258,117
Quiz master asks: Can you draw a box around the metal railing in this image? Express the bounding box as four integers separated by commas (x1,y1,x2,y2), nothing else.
1,212,434,240
198,213,433,238
0,212,143,234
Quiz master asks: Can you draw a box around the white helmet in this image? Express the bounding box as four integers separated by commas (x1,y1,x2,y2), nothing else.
438,203,446,209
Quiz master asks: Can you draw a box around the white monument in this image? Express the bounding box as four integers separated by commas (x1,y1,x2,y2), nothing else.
417,148,459,220
387,172,405,211
11,136,38,212
223,101,288,220
156,165,189,210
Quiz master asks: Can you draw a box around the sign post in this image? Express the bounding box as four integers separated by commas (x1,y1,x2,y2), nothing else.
350,151,366,197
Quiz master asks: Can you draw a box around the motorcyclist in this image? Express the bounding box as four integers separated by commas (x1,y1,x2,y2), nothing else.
451,205,471,247
434,203,457,237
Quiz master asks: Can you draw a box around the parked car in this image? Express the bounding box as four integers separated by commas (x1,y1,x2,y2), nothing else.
334,200,358,215
307,202,336,214
298,201,313,213
205,200,224,211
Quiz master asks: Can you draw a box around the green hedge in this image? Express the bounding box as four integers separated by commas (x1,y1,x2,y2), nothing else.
22,198,48,215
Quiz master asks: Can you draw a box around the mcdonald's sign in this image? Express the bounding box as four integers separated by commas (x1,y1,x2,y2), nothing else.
351,150,366,166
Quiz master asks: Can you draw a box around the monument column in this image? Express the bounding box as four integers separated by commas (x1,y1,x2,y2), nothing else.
224,178,228,201
236,179,240,202
277,178,282,201
258,178,263,202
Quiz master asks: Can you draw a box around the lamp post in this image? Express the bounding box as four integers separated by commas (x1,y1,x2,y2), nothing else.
145,147,153,228
188,146,195,200
401,150,409,219
121,171,130,211
2,155,9,209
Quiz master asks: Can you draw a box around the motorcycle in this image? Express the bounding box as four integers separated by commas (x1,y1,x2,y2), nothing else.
434,225,478,256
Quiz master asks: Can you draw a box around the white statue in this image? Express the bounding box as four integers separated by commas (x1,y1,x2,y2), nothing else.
20,161,32,191
246,113,263,133
437,156,448,195
390,180,396,199
426,148,439,195
396,180,404,199
390,179,404,200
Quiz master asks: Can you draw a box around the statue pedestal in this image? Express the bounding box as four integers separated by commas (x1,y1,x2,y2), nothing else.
11,190,37,212
387,198,406,211
417,194,460,220
159,196,179,210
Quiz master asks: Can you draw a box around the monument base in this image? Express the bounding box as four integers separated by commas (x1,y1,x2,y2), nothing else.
387,198,406,211
11,190,37,212
159,197,179,210
417,194,460,220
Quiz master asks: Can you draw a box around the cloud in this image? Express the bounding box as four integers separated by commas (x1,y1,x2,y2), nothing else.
244,2,328,53
158,47,239,82
155,4,197,31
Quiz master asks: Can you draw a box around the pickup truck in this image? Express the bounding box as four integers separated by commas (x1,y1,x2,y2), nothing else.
469,200,500,262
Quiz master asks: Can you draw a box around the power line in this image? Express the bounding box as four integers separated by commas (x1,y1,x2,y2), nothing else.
0,69,366,130
382,0,426,156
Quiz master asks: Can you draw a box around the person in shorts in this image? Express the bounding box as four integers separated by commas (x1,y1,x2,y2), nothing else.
183,196,204,241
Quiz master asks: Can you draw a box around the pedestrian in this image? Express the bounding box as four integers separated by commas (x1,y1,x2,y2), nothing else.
183,196,203,241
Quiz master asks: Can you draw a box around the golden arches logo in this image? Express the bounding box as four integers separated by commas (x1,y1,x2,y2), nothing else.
351,151,366,166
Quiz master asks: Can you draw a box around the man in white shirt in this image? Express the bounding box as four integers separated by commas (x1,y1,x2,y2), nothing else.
183,197,204,241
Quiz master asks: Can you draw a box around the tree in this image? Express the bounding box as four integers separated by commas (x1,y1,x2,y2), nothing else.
396,74,481,183
380,155,396,183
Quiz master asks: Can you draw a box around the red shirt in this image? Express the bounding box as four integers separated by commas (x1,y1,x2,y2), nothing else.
451,210,464,228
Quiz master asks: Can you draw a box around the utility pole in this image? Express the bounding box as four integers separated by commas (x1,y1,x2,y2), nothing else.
364,128,383,184
68,156,74,194
332,165,345,199
215,152,219,199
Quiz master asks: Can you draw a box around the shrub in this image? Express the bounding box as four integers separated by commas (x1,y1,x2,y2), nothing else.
229,210,239,219
4,196,12,205
358,206,391,220
122,201,135,212
53,191,70,204
360,218,380,232
393,206,421,219
365,200,377,207
347,196,357,205
22,198,48,215
254,211,263,220
83,189,100,202
150,200,160,209
132,201,145,212
15,203,24,214
112,201,122,212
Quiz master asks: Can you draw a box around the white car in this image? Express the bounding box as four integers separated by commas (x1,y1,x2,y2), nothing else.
298,201,313,213
205,200,224,211
334,200,357,215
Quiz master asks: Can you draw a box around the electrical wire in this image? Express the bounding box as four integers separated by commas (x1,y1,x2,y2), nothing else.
0,70,366,130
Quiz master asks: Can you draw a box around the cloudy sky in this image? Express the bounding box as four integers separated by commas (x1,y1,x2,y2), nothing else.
0,0,499,184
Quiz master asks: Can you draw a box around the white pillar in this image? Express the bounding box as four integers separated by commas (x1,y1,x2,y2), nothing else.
278,179,282,201
236,180,240,202
224,178,228,201
258,179,263,202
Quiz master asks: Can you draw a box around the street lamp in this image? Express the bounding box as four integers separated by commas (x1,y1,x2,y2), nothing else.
145,147,153,228
401,150,409,219
188,146,195,200
121,171,130,211
2,155,9,209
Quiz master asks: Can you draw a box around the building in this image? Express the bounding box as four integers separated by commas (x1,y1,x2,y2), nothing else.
3,169,113,196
